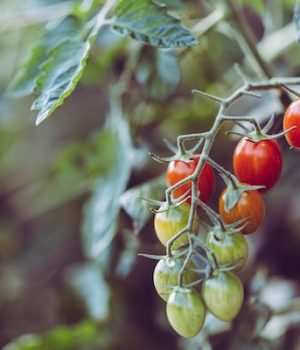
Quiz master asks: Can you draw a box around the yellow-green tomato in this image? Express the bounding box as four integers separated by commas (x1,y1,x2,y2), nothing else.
201,271,244,322
167,288,206,338
206,231,248,270
153,257,198,302
154,203,199,250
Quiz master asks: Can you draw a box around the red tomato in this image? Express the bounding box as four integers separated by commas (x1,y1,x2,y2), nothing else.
219,187,265,235
283,98,300,149
166,158,215,203
233,138,282,193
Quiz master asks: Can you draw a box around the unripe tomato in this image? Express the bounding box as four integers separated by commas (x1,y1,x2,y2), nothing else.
233,138,282,193
166,158,215,204
154,203,199,249
167,288,206,338
283,98,300,149
218,188,265,235
201,271,244,322
153,257,198,302
206,230,248,269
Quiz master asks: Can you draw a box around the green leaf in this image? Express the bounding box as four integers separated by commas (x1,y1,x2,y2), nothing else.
82,101,133,259
112,0,198,48
8,2,108,125
136,48,181,100
67,264,110,321
8,15,84,97
32,38,92,125
119,175,165,231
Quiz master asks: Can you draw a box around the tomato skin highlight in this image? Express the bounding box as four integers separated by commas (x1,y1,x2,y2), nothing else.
167,288,206,338
283,99,300,149
218,188,265,235
153,257,198,302
233,138,282,193
154,203,199,249
166,158,215,204
201,271,244,322
206,230,248,269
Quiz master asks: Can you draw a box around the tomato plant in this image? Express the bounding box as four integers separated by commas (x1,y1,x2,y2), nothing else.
4,0,300,348
153,257,198,302
233,138,282,193
219,187,265,234
283,98,300,149
166,288,206,338
206,229,248,269
166,159,215,203
201,271,244,322
154,203,200,249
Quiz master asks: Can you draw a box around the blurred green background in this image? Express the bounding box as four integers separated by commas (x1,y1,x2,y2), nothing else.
1,0,300,349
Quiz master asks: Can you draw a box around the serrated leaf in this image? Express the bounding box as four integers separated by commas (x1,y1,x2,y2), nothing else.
33,39,92,125
82,102,133,259
119,175,166,231
112,0,198,48
8,2,108,125
136,48,181,100
8,15,84,96
294,3,300,43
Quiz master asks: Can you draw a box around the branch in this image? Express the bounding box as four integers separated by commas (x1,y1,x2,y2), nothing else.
164,73,300,257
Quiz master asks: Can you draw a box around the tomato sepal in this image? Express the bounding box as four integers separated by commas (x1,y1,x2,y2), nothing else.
222,177,264,212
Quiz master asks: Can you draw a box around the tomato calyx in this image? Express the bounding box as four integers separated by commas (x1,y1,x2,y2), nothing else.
208,222,242,241
221,175,264,212
149,197,189,214
150,144,199,164
229,113,295,142
205,259,245,280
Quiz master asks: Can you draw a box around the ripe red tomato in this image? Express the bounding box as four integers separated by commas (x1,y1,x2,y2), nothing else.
166,158,215,203
219,188,265,235
283,98,300,149
233,138,282,193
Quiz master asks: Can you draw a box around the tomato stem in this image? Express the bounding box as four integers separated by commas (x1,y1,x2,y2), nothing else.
161,73,300,276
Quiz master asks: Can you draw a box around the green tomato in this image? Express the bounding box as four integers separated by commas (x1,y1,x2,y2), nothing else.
154,203,199,250
167,288,206,338
153,257,198,302
201,271,244,322
206,230,248,270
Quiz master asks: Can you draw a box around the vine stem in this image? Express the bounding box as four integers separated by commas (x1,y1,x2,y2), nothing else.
164,75,300,258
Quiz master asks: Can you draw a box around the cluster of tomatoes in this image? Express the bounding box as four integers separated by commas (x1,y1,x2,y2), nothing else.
151,99,300,338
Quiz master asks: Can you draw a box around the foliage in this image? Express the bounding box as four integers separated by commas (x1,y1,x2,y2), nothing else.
1,0,300,349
